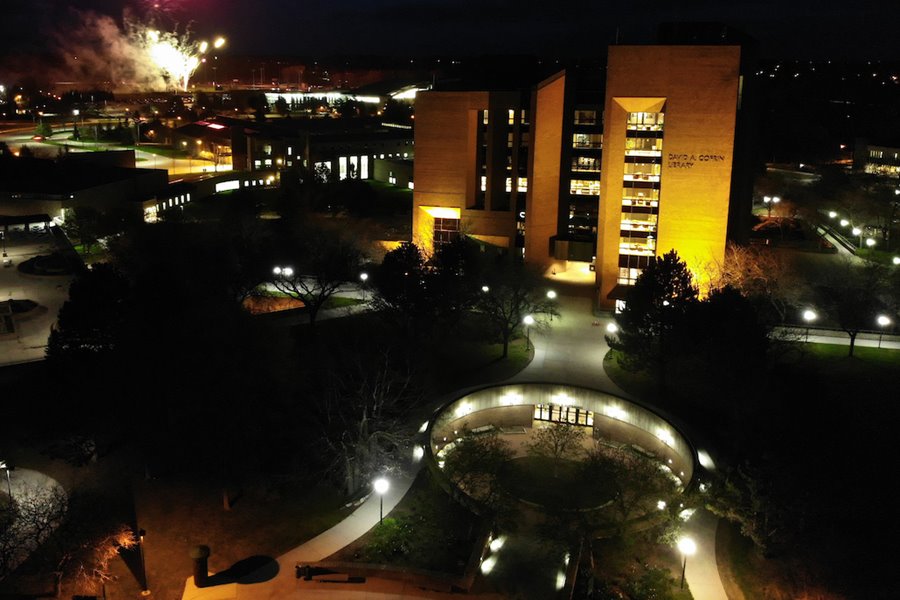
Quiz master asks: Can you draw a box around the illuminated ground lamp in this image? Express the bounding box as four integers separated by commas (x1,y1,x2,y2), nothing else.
877,315,892,348
523,314,535,351
677,536,697,589
373,477,390,524
802,308,817,342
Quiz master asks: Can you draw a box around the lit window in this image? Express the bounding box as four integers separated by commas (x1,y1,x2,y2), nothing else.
572,133,602,149
574,110,597,125
570,179,600,196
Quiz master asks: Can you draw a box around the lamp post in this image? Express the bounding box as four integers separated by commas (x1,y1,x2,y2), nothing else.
359,272,368,303
373,477,389,524
677,537,697,590
877,315,892,348
852,227,863,249
763,195,780,217
523,314,535,351
138,528,150,596
802,309,817,343
546,290,557,321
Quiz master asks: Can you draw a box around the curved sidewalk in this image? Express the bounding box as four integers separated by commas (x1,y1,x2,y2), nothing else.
182,293,728,600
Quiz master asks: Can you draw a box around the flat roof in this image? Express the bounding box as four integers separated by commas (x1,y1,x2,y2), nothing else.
0,157,164,195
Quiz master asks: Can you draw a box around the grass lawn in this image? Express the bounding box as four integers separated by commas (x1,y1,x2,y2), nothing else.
855,247,899,265
72,242,108,264
602,350,657,400
330,468,483,573
802,341,900,367
125,144,189,159
126,476,351,600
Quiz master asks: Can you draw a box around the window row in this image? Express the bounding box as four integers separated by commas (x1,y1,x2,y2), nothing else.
572,156,601,172
573,133,602,149
570,179,601,196
534,404,594,426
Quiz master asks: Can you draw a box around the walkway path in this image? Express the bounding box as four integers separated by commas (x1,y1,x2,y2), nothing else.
1,467,67,576
180,293,729,600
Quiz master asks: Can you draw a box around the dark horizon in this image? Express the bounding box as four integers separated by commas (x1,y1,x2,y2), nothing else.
1,0,898,62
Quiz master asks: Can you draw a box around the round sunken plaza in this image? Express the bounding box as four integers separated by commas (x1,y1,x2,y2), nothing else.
426,383,696,511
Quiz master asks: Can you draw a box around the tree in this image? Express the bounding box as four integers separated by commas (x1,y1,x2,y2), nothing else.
0,484,68,581
271,226,362,327
814,259,888,356
61,207,101,254
580,445,682,538
46,263,130,361
526,422,586,478
706,462,797,556
34,120,52,138
607,250,698,389
274,96,289,116
312,353,420,495
475,258,559,358
708,242,800,324
442,429,515,516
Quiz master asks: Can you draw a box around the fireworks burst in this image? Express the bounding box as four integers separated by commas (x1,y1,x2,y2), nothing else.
140,27,200,91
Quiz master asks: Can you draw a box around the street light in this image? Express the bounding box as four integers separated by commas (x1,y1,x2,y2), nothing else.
876,315,892,348
677,536,697,590
523,314,535,351
546,290,557,321
359,272,369,302
839,219,849,227
866,238,876,248
802,309,817,342
481,285,490,293
851,227,863,248
373,477,390,524
893,256,900,266
273,265,294,278
138,528,150,595
763,195,780,217
828,211,837,219
606,322,619,334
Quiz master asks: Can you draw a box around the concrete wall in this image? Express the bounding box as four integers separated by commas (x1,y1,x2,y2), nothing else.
525,72,568,273
413,91,516,254
430,383,695,485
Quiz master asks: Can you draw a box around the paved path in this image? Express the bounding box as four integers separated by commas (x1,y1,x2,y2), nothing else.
0,237,72,367
179,293,728,600
1,467,67,575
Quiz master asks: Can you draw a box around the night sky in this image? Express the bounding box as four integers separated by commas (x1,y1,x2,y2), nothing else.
2,0,898,60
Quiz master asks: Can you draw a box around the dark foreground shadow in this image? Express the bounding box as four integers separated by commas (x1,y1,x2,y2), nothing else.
207,555,280,585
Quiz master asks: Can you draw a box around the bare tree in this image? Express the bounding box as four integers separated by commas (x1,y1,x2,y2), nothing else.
272,227,362,327
0,483,68,581
476,260,559,358
814,259,888,356
707,242,802,323
314,353,420,495
526,422,587,478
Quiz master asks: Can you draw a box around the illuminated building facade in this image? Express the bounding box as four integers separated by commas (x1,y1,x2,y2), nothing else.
597,45,742,309
413,44,748,309
413,90,529,251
